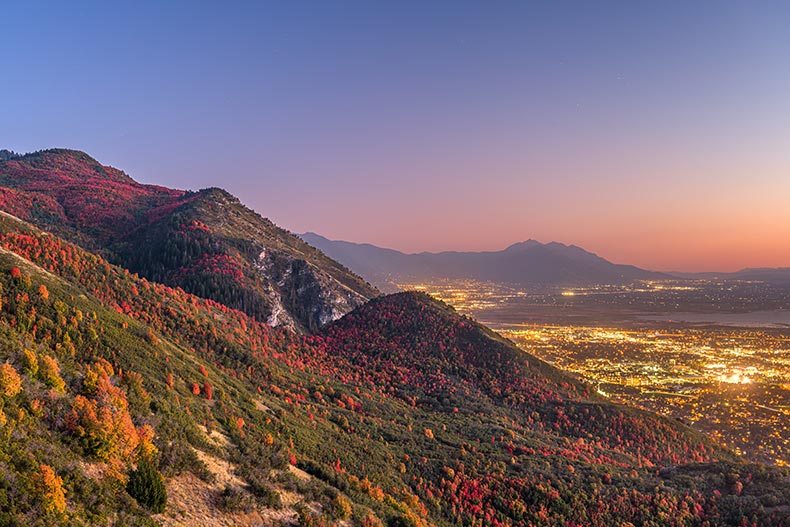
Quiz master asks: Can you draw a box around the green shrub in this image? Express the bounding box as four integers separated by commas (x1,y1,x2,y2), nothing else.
217,485,255,512
243,470,283,509
158,439,214,483
126,457,167,513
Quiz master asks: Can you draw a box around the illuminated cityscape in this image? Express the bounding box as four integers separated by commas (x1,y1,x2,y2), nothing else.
403,279,790,465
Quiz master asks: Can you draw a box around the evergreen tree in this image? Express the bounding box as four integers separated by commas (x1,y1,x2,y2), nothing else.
126,456,167,513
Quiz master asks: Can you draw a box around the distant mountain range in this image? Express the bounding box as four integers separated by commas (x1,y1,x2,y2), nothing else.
674,268,790,284
300,232,669,291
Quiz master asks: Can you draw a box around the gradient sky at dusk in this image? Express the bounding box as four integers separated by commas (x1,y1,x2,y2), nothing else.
2,1,789,271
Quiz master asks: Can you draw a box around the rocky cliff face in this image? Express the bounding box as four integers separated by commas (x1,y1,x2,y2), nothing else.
267,255,366,332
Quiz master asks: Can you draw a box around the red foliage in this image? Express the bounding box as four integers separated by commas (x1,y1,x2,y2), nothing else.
0,150,188,243
0,187,67,224
174,254,245,282
303,293,719,467
0,210,754,527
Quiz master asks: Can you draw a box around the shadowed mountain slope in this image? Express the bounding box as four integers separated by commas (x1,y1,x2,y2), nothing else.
0,149,378,331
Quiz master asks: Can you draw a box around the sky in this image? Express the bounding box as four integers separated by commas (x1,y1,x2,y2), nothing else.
2,1,789,272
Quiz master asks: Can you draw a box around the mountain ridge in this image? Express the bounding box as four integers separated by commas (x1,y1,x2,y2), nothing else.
300,231,669,291
0,149,378,331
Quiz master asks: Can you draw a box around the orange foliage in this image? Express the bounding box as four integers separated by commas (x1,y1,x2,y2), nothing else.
0,362,22,398
64,366,149,476
33,464,67,515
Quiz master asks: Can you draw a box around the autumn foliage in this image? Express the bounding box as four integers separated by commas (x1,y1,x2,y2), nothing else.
0,160,787,527
33,464,67,516
0,362,22,398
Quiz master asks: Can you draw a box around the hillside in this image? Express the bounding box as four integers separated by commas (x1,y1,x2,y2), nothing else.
0,148,185,247
300,232,668,291
0,150,378,331
312,292,732,468
0,211,788,525
110,187,378,331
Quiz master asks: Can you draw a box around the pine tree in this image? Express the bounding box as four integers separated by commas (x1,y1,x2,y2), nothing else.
126,456,167,513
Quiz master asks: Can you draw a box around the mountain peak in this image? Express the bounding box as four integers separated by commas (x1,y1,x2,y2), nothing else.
302,231,326,240
380,289,455,312
503,239,543,252
0,149,20,161
2,148,134,184
22,147,96,159
195,186,241,204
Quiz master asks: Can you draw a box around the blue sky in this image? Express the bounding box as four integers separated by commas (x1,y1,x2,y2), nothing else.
2,1,789,270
